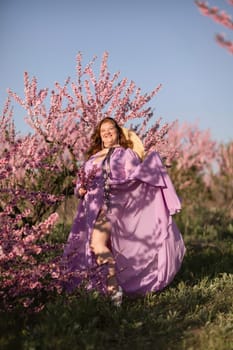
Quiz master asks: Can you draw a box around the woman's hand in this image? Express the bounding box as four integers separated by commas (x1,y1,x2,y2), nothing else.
78,187,87,198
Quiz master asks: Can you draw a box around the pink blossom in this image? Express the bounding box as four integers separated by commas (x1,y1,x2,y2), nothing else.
195,1,233,55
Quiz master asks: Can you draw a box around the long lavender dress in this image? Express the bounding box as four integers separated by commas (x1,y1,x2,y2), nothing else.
62,147,186,295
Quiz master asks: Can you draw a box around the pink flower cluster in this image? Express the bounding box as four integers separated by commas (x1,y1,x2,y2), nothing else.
216,33,233,54
75,163,98,194
0,189,61,310
195,0,233,55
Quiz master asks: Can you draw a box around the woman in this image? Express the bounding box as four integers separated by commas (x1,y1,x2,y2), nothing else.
62,117,186,306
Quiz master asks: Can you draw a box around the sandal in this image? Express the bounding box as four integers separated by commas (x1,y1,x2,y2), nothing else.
110,286,123,307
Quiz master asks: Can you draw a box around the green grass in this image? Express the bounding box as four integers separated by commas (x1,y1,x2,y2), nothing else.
1,233,233,350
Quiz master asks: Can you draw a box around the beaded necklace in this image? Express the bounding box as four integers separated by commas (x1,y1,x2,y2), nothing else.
102,147,115,211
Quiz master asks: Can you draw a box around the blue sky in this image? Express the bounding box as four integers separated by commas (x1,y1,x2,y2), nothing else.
1,0,233,143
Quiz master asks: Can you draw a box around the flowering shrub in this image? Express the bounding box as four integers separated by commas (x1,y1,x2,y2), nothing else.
210,141,233,218
165,120,217,192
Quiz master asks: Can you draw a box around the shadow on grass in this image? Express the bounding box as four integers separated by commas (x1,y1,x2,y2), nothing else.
2,278,231,350
0,290,211,350
1,238,232,350
176,238,233,286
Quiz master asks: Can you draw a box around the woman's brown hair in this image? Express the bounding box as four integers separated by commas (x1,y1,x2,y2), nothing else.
85,117,133,159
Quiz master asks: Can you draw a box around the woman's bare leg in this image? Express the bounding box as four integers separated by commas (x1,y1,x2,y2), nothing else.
90,210,118,293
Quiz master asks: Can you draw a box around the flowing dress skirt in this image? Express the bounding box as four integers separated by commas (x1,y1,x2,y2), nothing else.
62,148,186,294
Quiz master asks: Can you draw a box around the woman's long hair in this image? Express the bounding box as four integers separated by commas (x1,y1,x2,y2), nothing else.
85,117,133,159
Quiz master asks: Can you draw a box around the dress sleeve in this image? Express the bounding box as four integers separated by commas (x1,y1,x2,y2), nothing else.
109,147,141,182
129,151,181,214
109,148,181,215
123,148,142,179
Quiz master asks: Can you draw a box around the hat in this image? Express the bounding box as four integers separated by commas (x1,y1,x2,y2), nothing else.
122,127,145,160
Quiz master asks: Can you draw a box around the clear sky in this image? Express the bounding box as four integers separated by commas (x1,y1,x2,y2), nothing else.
1,0,233,143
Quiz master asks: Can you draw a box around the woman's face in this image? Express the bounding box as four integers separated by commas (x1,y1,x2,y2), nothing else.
100,121,119,148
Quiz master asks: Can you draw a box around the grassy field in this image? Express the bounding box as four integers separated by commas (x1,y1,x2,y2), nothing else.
0,225,233,350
